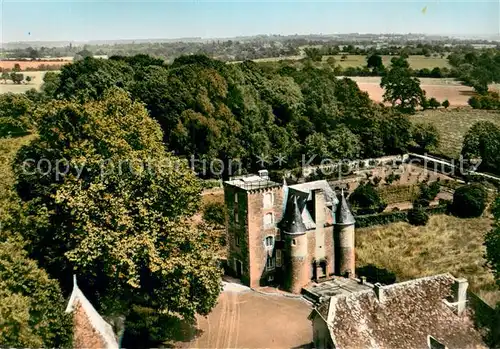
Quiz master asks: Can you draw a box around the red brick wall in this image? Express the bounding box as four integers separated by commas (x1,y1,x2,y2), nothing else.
247,186,284,288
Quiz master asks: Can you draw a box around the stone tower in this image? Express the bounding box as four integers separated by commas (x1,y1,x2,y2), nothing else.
334,190,356,278
280,196,309,293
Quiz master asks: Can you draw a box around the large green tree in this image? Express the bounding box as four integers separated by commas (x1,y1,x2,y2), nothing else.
14,88,221,325
381,57,424,113
462,121,500,175
0,240,73,348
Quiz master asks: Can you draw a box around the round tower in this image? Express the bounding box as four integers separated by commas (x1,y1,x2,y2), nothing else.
334,190,356,278
279,196,309,293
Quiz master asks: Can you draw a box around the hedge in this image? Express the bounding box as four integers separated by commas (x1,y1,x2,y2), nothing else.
355,204,448,228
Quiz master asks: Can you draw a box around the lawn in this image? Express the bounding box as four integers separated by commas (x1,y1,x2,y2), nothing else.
0,71,51,94
410,108,500,158
356,214,499,305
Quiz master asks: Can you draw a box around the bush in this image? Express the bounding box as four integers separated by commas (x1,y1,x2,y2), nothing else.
356,264,396,285
442,99,450,108
355,210,408,228
203,202,225,226
451,184,488,218
468,92,500,110
200,179,221,189
428,97,441,109
349,183,387,215
408,207,429,226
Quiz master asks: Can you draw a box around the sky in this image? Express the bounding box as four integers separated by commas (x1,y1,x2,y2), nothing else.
1,0,499,43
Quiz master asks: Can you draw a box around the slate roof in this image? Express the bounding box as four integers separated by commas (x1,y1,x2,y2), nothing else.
313,274,487,349
335,190,355,226
66,276,119,349
289,180,339,206
279,195,307,234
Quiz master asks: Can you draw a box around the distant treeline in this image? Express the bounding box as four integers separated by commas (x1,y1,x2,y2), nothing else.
2,38,499,62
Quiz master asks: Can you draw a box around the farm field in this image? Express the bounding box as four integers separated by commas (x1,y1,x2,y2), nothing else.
350,76,480,106
322,54,450,69
410,109,500,158
0,60,69,70
0,71,50,94
356,214,499,306
247,54,449,70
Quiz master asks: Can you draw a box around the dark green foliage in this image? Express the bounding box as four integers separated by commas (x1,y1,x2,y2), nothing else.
468,92,500,110
349,183,387,215
408,207,429,226
0,240,73,348
428,97,441,109
412,123,440,152
380,57,424,114
442,99,450,108
0,93,33,138
203,202,226,226
356,264,396,285
451,184,487,218
462,121,500,175
10,72,24,84
418,181,441,202
51,54,418,176
304,47,323,62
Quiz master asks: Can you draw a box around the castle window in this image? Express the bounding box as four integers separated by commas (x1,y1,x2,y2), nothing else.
235,235,240,247
264,212,274,228
263,192,274,208
266,256,275,270
265,236,274,247
234,193,238,203
292,239,297,246
276,250,282,267
235,211,239,223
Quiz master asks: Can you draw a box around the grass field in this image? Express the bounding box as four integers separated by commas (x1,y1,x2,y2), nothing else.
249,54,450,70
322,54,450,69
0,71,49,94
410,109,500,158
356,214,499,305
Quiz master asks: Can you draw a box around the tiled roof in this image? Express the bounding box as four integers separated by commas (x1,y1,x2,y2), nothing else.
66,276,119,349
318,274,487,349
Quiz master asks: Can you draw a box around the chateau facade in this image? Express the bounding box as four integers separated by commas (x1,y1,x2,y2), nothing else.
224,171,356,293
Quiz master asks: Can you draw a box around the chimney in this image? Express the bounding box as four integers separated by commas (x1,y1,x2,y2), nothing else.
374,283,385,303
312,189,326,226
359,276,367,285
453,278,468,315
258,169,269,180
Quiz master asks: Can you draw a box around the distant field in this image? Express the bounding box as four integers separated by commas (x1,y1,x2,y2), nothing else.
0,60,69,70
0,71,51,94
323,54,450,69
247,54,450,70
357,214,499,305
349,76,500,107
410,109,500,158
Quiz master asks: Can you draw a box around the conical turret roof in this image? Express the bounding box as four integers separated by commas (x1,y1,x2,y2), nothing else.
279,195,307,235
336,189,355,226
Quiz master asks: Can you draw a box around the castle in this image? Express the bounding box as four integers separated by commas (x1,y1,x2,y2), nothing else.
224,170,356,293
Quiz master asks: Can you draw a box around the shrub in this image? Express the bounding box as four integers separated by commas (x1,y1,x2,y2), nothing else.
451,184,488,218
203,202,225,226
428,97,441,109
350,183,387,215
442,99,450,109
408,207,429,226
412,123,440,152
200,179,222,189
357,264,397,285
418,181,440,201
355,210,408,228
